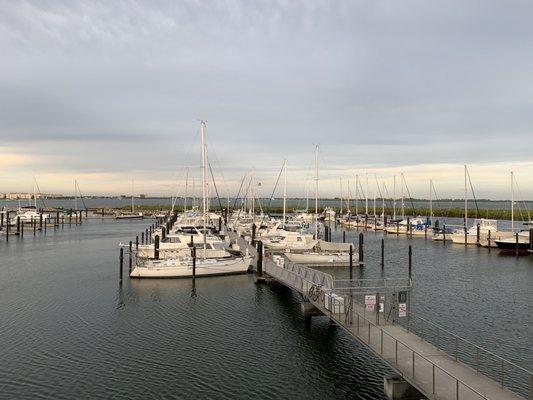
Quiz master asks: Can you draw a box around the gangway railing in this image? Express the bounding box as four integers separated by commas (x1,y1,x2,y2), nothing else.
263,257,528,400
400,313,532,399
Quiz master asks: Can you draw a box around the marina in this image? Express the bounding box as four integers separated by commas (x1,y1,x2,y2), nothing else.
2,2,533,399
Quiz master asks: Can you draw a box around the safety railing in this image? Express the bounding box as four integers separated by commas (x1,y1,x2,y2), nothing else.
324,294,505,400
400,313,532,399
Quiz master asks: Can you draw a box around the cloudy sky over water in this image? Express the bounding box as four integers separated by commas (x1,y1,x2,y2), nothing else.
1,1,532,199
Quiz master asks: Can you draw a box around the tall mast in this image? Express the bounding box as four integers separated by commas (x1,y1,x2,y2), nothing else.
306,184,309,212
315,145,319,238
283,160,287,225
74,180,78,211
200,121,208,255
365,172,369,215
340,178,343,215
393,175,396,220
429,179,433,225
355,174,359,216
511,171,514,232
347,180,350,212
252,169,256,223
401,173,405,220
382,183,385,218
131,179,134,213
184,167,189,212
464,165,468,228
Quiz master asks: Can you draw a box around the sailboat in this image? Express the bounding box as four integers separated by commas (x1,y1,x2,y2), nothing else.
115,179,144,219
130,121,253,278
14,177,49,222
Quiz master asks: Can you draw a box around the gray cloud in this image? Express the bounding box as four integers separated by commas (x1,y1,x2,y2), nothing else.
1,1,532,196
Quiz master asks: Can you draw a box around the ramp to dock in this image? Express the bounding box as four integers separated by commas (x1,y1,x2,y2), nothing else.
263,256,530,400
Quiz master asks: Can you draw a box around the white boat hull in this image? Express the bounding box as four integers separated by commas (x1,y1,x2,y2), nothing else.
130,256,253,278
285,252,351,265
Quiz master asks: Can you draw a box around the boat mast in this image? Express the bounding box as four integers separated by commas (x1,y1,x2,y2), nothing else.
339,178,343,215
393,175,396,220
184,167,189,212
314,145,319,238
200,121,208,255
355,174,359,216
252,169,256,223
429,179,433,225
74,180,78,211
365,172,369,215
283,160,287,225
401,173,405,220
382,182,385,218
464,165,468,228
347,180,350,212
511,171,514,232
131,179,134,213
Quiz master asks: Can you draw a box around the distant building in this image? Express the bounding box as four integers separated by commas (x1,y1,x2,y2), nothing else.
139,194,147,199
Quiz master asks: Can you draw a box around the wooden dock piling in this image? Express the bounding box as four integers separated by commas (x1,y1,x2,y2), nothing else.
192,246,196,278
129,241,132,272
256,241,263,276
154,235,160,259
358,233,364,265
408,245,412,279
119,248,124,284
381,238,384,268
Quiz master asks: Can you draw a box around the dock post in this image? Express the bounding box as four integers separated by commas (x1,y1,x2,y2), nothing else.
33,218,36,235
464,226,468,247
476,224,480,246
515,232,519,256
488,230,491,252
0,212,3,230
129,241,132,273
349,244,353,270
192,246,196,278
408,245,412,280
343,230,346,243
384,216,387,232
141,231,145,245
69,212,72,226
381,238,384,268
251,223,256,244
44,216,47,233
56,211,60,227
161,226,166,241
20,219,24,238
5,214,8,242
443,224,446,244
424,224,427,240
154,235,160,260
136,236,139,250
16,216,20,236
85,208,88,220
365,215,368,231
119,248,124,284
61,214,64,228
396,221,399,235
529,229,533,252
358,233,364,265
218,217,222,232
406,217,410,236
257,241,263,276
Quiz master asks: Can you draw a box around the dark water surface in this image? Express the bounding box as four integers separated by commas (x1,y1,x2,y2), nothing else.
0,220,531,399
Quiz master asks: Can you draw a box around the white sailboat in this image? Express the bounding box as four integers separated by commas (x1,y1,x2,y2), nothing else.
116,179,144,219
131,121,252,278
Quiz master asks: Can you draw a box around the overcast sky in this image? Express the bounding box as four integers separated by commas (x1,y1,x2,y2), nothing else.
1,1,532,199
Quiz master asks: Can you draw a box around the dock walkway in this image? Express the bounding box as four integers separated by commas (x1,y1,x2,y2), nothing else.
262,255,530,400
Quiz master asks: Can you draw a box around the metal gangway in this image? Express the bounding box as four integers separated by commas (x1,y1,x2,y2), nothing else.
263,255,531,400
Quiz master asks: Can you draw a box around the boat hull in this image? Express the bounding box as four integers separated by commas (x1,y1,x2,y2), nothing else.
130,256,253,278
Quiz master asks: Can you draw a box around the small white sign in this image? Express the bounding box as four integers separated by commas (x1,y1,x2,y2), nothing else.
365,295,376,306
398,303,407,317
379,294,385,313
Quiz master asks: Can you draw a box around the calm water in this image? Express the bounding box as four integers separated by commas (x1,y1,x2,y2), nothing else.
0,219,531,399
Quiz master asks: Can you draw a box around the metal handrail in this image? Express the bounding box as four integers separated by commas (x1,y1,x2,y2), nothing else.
328,295,492,400
405,313,532,376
